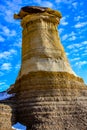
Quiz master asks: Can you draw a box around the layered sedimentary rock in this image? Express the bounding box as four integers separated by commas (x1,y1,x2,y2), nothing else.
0,91,16,130
0,6,87,130
12,6,87,130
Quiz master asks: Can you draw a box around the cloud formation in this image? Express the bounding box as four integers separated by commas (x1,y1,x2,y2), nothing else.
0,63,12,71
0,36,5,42
60,17,68,26
74,22,87,28
0,24,16,37
0,49,17,60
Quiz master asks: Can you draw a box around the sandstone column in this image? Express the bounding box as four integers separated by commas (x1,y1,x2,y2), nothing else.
11,6,87,130
15,6,76,77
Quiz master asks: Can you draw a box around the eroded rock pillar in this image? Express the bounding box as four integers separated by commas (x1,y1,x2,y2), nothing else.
11,6,87,130
15,6,76,77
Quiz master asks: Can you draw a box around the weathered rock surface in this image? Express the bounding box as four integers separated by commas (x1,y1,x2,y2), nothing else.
14,6,76,78
0,92,16,130
0,6,87,130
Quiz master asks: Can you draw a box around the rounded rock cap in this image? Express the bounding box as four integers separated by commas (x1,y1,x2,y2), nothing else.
14,6,62,19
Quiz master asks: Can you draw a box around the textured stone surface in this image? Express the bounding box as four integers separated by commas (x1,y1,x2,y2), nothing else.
0,6,87,130
0,96,16,130
13,6,87,130
14,6,62,19
11,71,87,130
14,6,76,78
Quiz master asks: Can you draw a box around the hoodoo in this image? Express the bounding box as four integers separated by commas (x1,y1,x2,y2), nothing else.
0,6,87,130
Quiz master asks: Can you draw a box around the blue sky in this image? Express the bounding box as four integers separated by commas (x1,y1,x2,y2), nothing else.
0,0,87,93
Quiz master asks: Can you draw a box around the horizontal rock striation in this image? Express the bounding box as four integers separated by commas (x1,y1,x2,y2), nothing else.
11,71,84,93
11,71,87,130
9,72,87,130
0,6,87,130
13,6,87,130
0,95,16,130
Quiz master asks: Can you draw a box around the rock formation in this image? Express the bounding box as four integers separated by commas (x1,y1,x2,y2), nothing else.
0,90,16,130
0,6,87,130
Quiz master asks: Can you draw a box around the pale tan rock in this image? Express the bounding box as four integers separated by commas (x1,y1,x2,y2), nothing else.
14,6,77,79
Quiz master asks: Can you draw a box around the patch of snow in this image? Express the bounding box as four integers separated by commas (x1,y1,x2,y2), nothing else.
0,91,15,100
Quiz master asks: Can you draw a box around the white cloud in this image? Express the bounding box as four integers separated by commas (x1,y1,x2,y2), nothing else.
62,31,77,42
67,43,81,49
69,31,76,36
82,48,87,56
67,41,86,50
7,0,22,6
33,0,41,3
0,0,23,23
74,22,87,28
55,0,72,4
60,17,68,26
41,1,53,8
13,39,22,48
0,25,16,37
27,0,53,8
67,41,87,51
0,0,52,23
72,49,78,53
14,42,22,48
82,53,87,56
72,2,78,9
74,15,83,21
9,49,17,54
0,63,12,71
66,52,69,56
15,63,21,70
0,5,14,23
75,61,87,68
79,47,84,50
4,10,15,23
58,28,64,34
73,53,79,57
0,82,6,86
0,49,17,60
61,31,77,41
71,57,80,62
82,51,87,56
0,35,5,42
68,35,76,41
55,0,62,3
82,41,87,45
62,34,68,41
34,0,53,8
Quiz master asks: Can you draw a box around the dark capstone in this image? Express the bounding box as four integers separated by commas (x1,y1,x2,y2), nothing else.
21,6,48,13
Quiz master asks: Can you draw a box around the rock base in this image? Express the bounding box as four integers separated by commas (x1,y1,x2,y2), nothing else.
13,71,87,130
